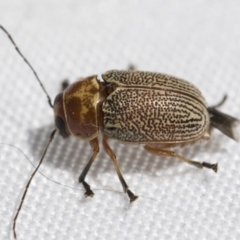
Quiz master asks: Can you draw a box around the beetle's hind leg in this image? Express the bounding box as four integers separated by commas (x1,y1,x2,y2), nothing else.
208,95,240,142
78,138,99,197
210,94,227,109
144,145,218,172
102,135,138,202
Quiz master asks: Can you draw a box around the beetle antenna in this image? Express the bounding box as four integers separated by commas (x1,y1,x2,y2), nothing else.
0,25,53,108
13,129,56,240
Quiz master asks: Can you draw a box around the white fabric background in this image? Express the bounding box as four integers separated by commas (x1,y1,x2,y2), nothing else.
1,1,240,240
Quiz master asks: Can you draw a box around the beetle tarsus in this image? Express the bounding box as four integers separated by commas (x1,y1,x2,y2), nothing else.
202,162,218,173
191,161,218,172
127,189,138,203
82,181,94,197
84,190,94,198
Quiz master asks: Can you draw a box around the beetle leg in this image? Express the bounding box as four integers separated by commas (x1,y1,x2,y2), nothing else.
210,94,227,109
144,145,218,172
78,137,99,197
102,135,138,202
128,64,136,70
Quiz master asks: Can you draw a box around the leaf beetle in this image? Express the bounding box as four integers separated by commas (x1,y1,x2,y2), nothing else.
1,25,239,240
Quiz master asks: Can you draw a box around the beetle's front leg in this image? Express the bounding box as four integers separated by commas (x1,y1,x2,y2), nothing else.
78,137,99,197
144,145,218,172
102,135,138,202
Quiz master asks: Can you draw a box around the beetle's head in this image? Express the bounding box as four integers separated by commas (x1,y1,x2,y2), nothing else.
53,92,71,138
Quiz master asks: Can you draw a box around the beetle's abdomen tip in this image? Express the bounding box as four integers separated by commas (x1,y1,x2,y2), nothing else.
208,107,240,142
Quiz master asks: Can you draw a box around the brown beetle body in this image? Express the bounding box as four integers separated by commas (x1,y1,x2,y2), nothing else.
55,70,211,144
53,69,239,203
1,25,239,239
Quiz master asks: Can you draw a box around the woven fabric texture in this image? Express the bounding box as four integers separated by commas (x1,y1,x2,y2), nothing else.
1,1,240,240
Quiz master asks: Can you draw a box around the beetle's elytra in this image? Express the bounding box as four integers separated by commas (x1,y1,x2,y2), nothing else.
1,25,239,239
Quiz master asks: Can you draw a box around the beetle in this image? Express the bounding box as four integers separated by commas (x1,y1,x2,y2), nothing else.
1,25,239,239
